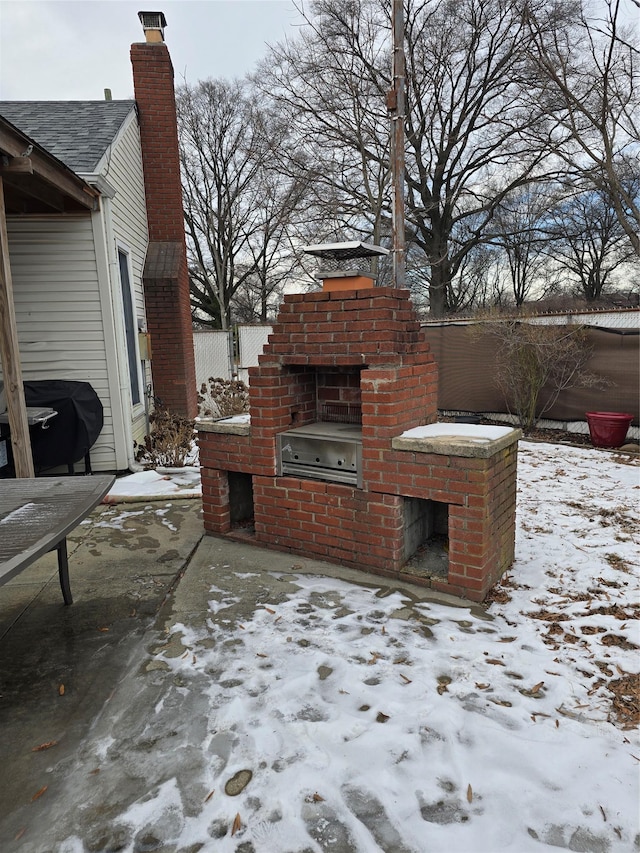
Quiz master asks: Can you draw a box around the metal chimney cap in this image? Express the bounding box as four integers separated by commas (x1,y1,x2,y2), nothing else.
138,10,167,30
303,241,389,261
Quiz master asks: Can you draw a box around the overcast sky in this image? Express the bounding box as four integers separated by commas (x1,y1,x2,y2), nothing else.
0,0,305,100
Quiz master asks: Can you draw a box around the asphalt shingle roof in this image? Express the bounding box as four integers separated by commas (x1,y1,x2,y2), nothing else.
0,101,136,173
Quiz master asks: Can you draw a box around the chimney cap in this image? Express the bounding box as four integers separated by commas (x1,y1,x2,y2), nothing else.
138,10,167,34
303,241,389,261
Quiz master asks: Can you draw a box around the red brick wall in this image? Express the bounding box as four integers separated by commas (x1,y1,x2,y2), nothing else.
130,41,197,417
130,43,183,244
253,477,405,575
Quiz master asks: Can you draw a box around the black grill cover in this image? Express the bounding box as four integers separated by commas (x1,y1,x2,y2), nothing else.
23,380,103,472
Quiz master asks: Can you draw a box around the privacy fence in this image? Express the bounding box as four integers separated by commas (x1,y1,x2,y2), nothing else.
193,320,639,426
422,323,639,424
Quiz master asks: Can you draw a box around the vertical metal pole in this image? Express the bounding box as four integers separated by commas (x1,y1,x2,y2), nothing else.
390,0,406,289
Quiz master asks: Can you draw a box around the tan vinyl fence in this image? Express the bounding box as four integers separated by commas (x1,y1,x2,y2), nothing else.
422,323,639,424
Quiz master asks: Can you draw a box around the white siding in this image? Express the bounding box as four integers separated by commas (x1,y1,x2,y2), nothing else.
3,216,118,471
95,115,150,445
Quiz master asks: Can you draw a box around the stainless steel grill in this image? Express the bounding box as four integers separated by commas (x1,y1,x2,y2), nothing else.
277,423,363,487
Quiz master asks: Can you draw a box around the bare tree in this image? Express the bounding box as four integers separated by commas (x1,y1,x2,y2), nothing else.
259,0,559,316
547,185,638,300
489,186,558,306
177,79,307,328
523,0,640,255
255,2,391,253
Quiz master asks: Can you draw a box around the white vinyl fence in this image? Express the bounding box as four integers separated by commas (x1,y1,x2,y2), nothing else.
237,325,272,385
193,325,272,391
193,330,234,388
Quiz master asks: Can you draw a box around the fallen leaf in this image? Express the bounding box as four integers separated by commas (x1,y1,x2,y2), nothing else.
58,684,65,696
376,712,390,723
256,653,268,659
32,741,58,752
531,681,544,694
274,616,282,624
475,683,490,690
381,625,386,635
400,673,412,684
599,805,607,822
231,813,242,836
98,627,109,633
204,789,215,803
181,651,189,659
14,828,26,841
129,608,136,617
89,768,100,775
305,792,325,803
555,719,560,728
31,786,48,802
467,784,473,803
485,659,506,666
265,607,276,615
192,655,197,664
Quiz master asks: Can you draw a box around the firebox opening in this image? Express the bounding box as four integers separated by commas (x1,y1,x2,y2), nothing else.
403,498,449,579
316,368,363,424
228,471,254,530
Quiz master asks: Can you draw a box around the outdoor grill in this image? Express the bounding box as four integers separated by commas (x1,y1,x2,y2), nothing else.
277,422,363,487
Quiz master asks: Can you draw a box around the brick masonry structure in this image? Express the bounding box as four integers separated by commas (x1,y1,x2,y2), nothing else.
198,286,520,602
130,27,197,417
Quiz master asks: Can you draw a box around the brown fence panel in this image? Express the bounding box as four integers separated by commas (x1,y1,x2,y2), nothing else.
422,324,639,424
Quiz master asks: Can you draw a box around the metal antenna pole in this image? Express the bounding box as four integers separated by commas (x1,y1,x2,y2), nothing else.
389,0,406,289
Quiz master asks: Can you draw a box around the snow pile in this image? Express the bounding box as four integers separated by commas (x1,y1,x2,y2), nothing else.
104,467,201,502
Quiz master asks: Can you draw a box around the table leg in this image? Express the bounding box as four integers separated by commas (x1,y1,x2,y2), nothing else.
56,539,73,605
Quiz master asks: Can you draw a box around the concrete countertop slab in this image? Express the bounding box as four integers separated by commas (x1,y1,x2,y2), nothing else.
392,422,522,458
196,414,251,435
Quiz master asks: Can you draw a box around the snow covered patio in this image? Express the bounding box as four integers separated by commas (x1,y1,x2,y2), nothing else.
0,441,638,852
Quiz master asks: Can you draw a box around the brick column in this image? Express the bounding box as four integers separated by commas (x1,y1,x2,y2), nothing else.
130,40,197,417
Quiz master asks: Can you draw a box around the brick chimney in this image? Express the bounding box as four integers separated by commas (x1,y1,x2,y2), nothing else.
130,11,197,417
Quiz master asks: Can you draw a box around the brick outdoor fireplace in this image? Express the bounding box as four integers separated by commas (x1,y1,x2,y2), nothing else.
198,244,520,602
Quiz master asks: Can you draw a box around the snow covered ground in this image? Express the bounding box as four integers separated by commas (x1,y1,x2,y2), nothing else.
59,441,638,852
104,466,202,501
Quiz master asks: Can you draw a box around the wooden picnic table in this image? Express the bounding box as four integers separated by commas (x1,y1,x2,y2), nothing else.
0,475,114,604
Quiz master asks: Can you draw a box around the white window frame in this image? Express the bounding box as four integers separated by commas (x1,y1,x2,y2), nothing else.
116,243,143,408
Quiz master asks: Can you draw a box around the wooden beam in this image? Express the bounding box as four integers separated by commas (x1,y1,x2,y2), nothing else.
0,127,98,211
0,176,34,477
1,172,65,212
0,156,34,175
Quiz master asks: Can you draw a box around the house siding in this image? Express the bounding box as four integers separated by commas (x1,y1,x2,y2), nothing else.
3,215,118,471
96,114,151,445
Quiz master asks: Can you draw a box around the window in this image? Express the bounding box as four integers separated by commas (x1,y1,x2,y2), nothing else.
118,249,141,406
